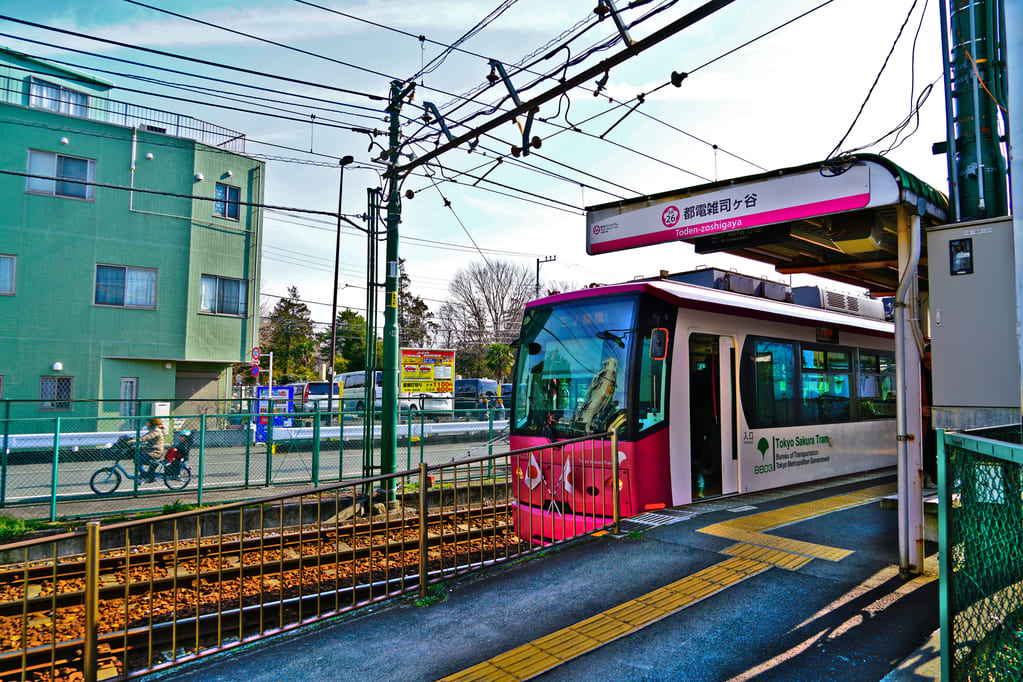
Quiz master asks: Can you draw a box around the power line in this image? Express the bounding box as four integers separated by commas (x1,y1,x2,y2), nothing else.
0,14,385,101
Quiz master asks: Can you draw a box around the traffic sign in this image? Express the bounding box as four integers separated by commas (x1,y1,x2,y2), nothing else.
251,347,261,361
251,364,260,378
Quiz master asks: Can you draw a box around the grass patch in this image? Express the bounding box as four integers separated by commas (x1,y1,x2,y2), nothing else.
0,516,44,543
162,500,199,515
410,584,448,608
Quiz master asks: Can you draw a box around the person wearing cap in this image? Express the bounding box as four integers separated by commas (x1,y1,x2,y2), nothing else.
128,418,167,482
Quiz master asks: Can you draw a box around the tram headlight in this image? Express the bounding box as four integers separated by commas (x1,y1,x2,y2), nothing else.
603,476,624,492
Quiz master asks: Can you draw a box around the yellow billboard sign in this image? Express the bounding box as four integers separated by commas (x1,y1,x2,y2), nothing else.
400,349,455,393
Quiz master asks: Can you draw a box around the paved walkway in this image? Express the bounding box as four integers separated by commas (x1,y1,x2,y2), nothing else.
146,471,941,681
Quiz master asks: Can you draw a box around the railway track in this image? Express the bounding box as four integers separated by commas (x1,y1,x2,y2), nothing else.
0,502,522,681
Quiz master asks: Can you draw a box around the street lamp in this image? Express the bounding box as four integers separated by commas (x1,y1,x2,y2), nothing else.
327,155,355,421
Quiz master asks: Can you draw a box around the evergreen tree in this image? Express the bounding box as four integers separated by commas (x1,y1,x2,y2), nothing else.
319,308,369,374
265,286,315,379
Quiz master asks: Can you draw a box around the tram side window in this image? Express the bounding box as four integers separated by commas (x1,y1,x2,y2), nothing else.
858,352,896,419
750,340,797,427
801,348,851,423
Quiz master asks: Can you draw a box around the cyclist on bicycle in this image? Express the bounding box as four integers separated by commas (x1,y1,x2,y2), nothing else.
127,418,166,482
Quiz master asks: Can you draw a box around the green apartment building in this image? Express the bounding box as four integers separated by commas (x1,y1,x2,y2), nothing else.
0,47,263,424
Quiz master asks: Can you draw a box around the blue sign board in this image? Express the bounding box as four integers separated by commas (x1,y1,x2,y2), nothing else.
255,385,295,443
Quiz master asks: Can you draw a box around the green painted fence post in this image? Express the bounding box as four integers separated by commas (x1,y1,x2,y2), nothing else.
265,398,274,487
50,417,60,521
197,414,206,506
312,406,320,487
488,404,494,458
406,409,412,470
338,407,345,481
1,400,9,507
419,408,425,464
243,399,252,488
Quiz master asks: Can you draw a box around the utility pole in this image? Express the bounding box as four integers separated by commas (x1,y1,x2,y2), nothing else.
536,255,556,298
380,80,408,488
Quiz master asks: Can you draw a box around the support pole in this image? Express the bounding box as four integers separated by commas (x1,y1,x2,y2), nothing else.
381,80,404,492
895,208,924,575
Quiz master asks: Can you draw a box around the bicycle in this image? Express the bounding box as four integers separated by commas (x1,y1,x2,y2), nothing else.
90,436,192,495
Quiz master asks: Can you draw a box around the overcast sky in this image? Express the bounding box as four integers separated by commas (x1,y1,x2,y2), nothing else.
0,0,949,331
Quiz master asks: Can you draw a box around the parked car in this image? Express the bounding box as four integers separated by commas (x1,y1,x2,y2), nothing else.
454,378,500,417
336,370,453,415
284,381,339,413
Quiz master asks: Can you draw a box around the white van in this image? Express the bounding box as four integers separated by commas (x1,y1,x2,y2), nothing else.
336,370,453,414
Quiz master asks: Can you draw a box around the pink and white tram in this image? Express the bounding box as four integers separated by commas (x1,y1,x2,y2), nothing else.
509,269,896,544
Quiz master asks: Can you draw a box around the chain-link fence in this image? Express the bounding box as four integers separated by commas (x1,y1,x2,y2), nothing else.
940,427,1023,681
0,407,510,519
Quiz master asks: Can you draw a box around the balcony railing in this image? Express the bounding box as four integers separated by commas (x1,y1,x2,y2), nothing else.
1,74,246,154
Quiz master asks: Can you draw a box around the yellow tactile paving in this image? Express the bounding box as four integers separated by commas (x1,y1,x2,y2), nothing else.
443,662,515,682
531,628,600,659
570,612,635,643
722,542,814,570
440,482,891,682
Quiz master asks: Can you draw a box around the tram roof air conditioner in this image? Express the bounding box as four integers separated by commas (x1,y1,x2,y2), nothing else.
792,286,886,320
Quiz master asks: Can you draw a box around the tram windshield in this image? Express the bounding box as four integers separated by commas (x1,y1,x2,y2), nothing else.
512,296,637,438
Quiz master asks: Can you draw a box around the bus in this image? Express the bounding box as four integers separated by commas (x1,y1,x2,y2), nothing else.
509,268,896,544
336,370,453,415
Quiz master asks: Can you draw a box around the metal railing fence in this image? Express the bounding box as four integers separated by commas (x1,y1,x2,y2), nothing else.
939,427,1023,681
0,430,621,681
0,407,512,518
0,77,246,152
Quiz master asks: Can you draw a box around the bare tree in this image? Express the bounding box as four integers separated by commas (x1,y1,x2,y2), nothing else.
438,260,534,375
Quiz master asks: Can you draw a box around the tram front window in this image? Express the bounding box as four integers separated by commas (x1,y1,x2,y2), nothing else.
513,297,636,438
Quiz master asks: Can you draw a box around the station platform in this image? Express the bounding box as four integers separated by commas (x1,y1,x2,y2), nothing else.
146,470,941,682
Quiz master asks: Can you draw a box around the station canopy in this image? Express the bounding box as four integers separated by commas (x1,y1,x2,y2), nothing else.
585,154,949,295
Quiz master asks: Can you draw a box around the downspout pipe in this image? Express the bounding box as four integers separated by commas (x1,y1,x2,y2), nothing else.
895,206,923,574
130,126,137,212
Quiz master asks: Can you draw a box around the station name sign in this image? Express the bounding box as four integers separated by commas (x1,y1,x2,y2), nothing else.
585,165,872,255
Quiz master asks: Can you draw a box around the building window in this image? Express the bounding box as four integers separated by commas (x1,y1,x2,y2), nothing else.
200,275,247,316
0,255,14,295
27,150,96,200
40,376,72,410
29,77,88,117
95,265,157,308
214,183,240,219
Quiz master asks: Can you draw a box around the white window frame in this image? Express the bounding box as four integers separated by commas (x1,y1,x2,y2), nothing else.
95,264,158,309
0,254,15,295
214,182,240,220
29,77,89,117
200,274,248,316
40,376,72,411
27,150,96,200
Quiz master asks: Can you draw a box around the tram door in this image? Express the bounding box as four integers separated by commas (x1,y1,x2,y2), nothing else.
689,334,737,499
